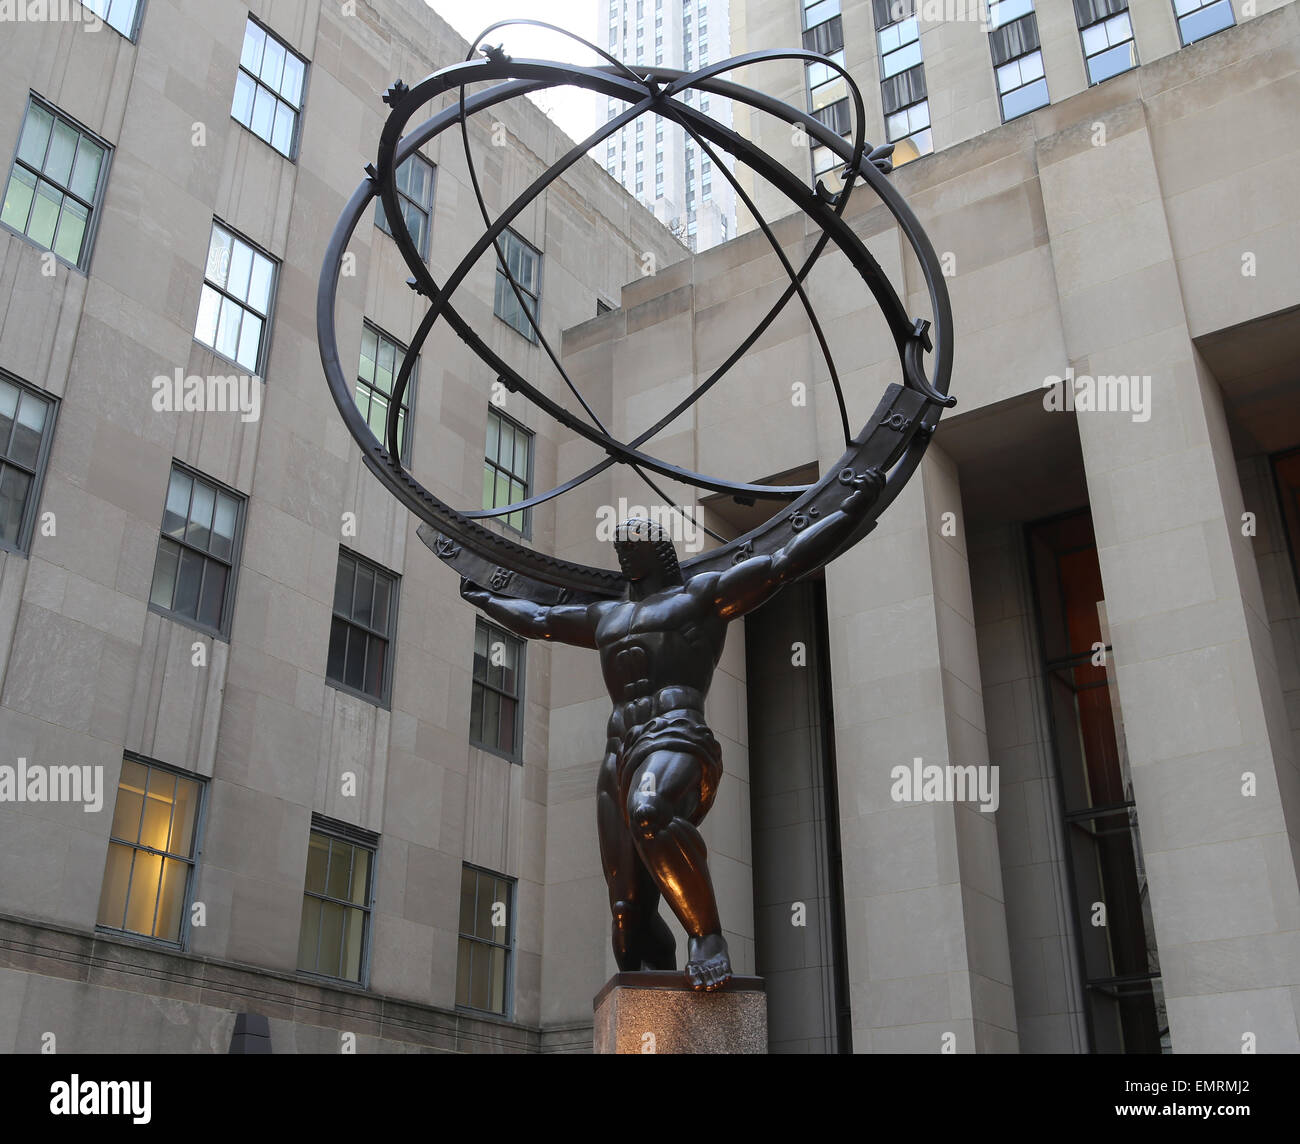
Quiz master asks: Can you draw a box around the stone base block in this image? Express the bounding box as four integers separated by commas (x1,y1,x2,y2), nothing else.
593,972,767,1054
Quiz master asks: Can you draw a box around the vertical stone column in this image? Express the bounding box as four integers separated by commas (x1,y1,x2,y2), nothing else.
824,444,1017,1052
1038,105,1300,1051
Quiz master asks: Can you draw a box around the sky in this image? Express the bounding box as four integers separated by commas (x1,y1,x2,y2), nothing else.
425,0,602,145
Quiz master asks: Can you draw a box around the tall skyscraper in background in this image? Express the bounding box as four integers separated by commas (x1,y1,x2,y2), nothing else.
598,0,737,250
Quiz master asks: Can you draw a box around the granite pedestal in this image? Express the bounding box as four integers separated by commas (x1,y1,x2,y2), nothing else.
593,972,767,1054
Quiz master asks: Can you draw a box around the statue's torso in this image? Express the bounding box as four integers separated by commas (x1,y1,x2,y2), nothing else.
595,585,726,743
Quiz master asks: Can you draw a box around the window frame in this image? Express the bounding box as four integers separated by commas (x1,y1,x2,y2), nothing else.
492,227,543,344
470,617,527,764
1078,8,1138,86
296,815,378,988
356,319,417,465
95,753,208,951
456,863,517,1019
83,0,147,41
1,93,114,274
231,15,310,161
0,368,58,557
326,546,401,708
1173,0,1235,47
194,219,280,376
147,461,248,641
374,151,436,261
482,406,534,538
995,47,1049,121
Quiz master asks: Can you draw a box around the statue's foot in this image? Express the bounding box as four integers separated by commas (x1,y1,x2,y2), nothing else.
686,932,732,992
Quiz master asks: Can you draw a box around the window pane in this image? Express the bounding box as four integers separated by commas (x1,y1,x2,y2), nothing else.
16,104,54,169
498,695,516,754
216,296,243,361
1,167,37,234
52,197,88,265
169,776,200,856
240,20,267,75
513,433,529,481
1081,23,1108,56
210,493,238,561
305,833,330,893
333,554,354,615
297,897,321,970
232,69,256,127
1088,40,1135,84
350,848,370,906
186,481,215,550
43,120,78,186
352,565,374,627
281,54,306,107
481,687,501,749
97,841,134,928
111,758,148,841
371,575,390,633
1020,51,1044,83
226,240,253,303
359,326,377,382
247,253,275,315
141,767,176,852
470,679,484,742
470,941,491,1008
197,559,227,629
149,537,180,610
154,857,188,941
318,901,345,976
174,546,204,618
326,838,352,900
250,84,275,142
376,336,395,394
235,311,262,372
341,907,364,979
205,226,232,288
364,633,385,696
26,181,62,249
271,102,295,156
260,35,287,93
489,946,506,1012
459,869,476,934
10,393,48,469
162,471,191,538
1003,75,1049,119
344,624,366,691
69,139,105,202
327,616,348,682
124,849,162,934
456,936,473,1005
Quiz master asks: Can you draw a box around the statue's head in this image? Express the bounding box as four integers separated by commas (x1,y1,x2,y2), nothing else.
613,518,683,587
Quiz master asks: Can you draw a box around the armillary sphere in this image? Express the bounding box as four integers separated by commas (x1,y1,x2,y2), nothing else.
316,21,956,605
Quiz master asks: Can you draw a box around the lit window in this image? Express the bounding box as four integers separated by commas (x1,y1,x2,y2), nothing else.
457,865,515,1015
356,322,414,462
492,229,542,343
1173,0,1234,45
83,0,143,39
375,152,435,260
149,464,246,638
1080,7,1137,84
483,407,532,534
194,222,277,373
327,549,399,704
297,818,376,984
0,371,56,555
97,757,203,945
231,18,307,159
1,97,109,270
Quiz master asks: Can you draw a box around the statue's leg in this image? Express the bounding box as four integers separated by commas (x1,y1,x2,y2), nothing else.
597,751,675,971
626,749,733,991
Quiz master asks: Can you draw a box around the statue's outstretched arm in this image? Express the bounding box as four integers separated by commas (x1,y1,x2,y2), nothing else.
460,579,599,648
711,473,882,619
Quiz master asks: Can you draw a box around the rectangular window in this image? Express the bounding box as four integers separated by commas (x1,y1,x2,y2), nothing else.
457,864,515,1016
471,619,524,759
375,152,435,260
327,548,399,705
194,221,277,374
83,0,143,39
2,96,110,270
97,757,203,946
356,322,414,462
492,228,542,343
878,17,921,78
1077,3,1137,84
0,370,56,555
297,818,376,984
148,464,245,639
990,9,1049,121
231,17,307,159
482,408,532,534
1173,0,1234,45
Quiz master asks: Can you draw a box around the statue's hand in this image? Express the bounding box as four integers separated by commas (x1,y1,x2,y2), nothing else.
460,577,490,607
840,468,885,514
